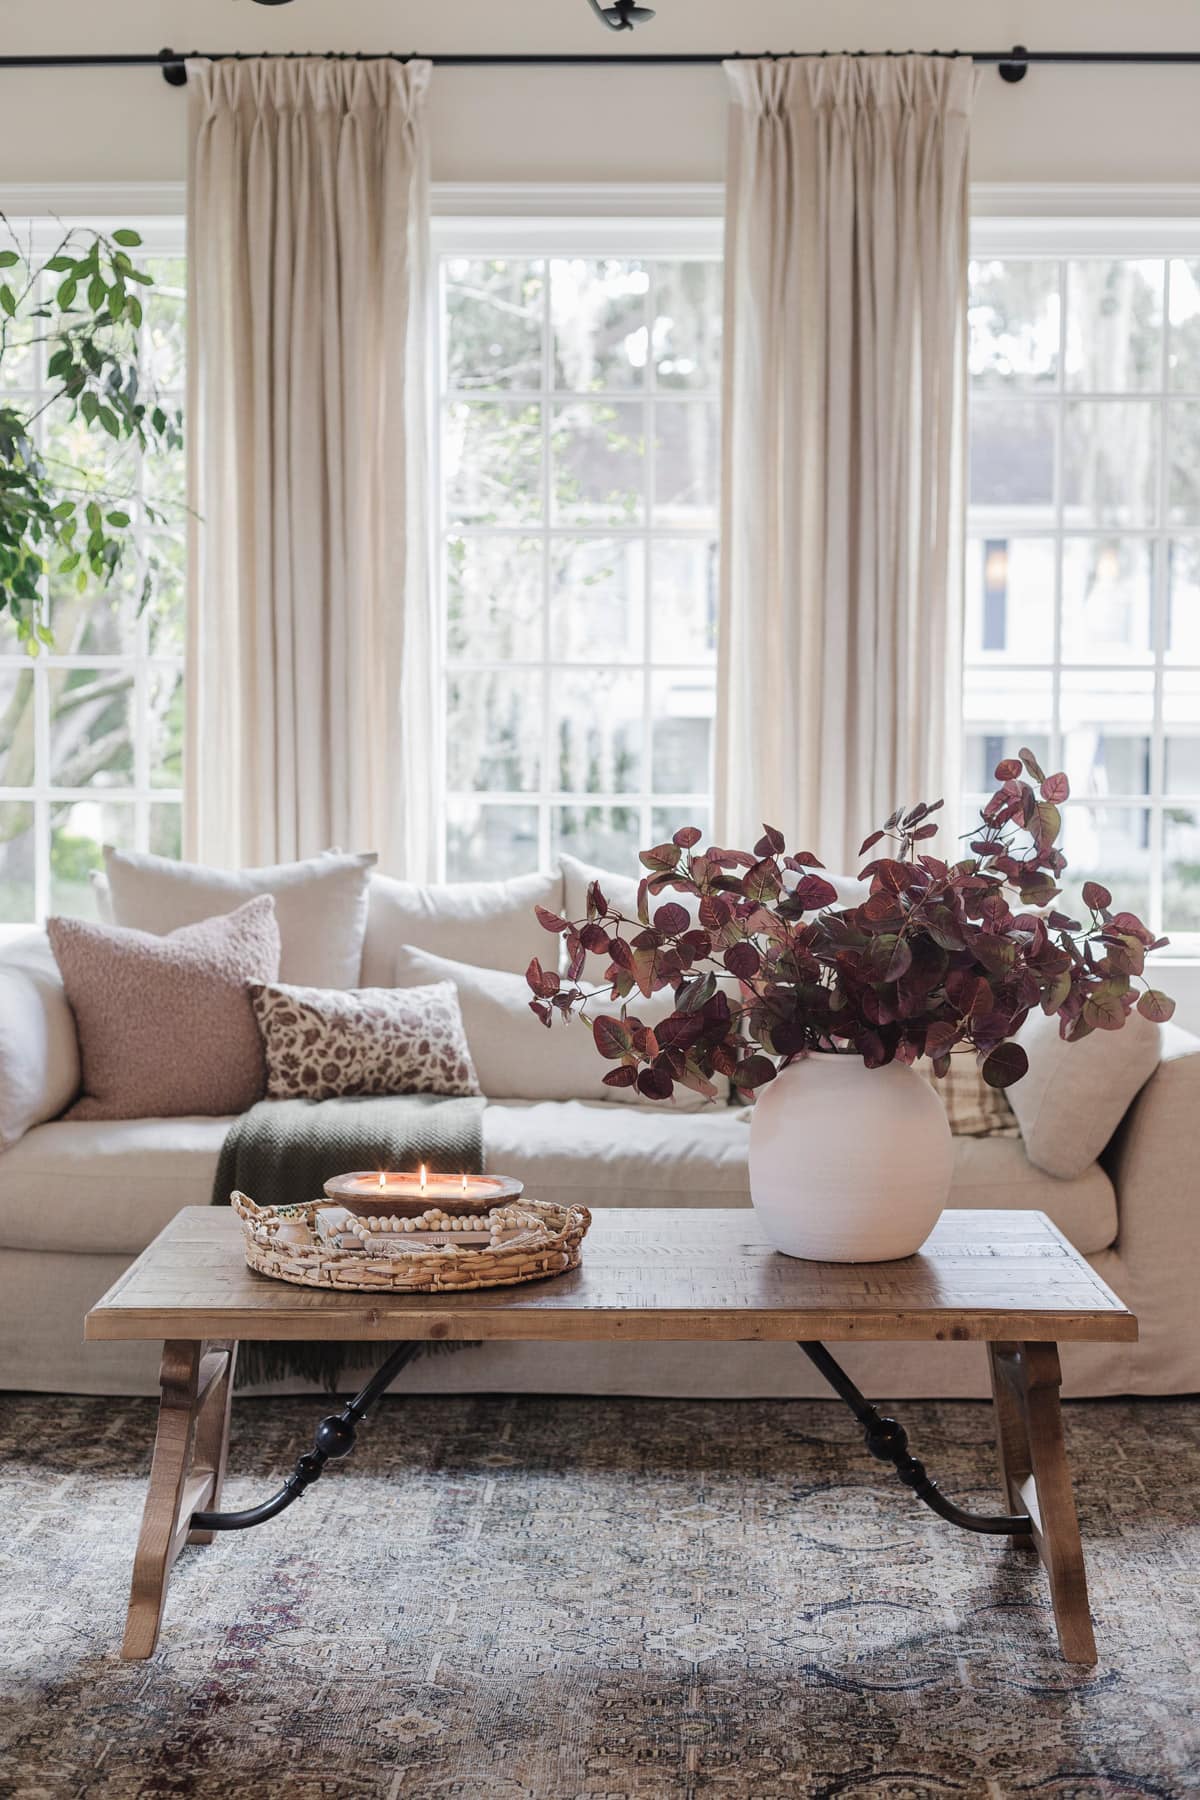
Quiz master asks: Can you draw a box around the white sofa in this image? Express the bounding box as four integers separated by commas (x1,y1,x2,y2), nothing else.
2,860,1198,1403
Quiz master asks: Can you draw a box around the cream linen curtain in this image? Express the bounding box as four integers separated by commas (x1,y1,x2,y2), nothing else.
184,57,434,875
717,56,976,870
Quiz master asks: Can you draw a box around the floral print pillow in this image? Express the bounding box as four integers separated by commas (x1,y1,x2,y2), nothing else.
249,979,481,1101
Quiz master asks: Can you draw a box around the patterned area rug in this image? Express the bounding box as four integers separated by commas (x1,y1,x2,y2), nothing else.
0,1392,1197,1799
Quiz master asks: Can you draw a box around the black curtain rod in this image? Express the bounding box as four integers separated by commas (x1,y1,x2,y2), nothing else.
1,47,1199,87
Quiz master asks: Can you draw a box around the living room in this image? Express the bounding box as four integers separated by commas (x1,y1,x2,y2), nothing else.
0,1,1197,1795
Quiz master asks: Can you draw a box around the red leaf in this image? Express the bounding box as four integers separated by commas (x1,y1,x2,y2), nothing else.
653,901,691,935
859,830,885,855
1081,880,1112,912
592,1015,635,1059
673,825,703,848
994,757,1023,780
1137,988,1176,1023
639,843,679,873
981,1041,1028,1089
1041,772,1070,803
534,905,569,934
724,941,761,979
734,1054,777,1089
637,1066,674,1100
579,921,610,954
793,873,839,910
755,824,786,857
602,1065,638,1088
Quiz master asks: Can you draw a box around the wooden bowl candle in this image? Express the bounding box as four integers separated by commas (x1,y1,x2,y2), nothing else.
321,1167,524,1220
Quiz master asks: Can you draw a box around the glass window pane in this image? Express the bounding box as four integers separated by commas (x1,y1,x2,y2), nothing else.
1167,538,1200,660
1065,260,1164,392
550,539,643,663
48,667,135,790
551,668,643,796
149,801,182,860
0,802,35,922
967,259,1060,388
444,402,542,527
552,803,642,871
143,256,187,389
1165,672,1200,794
652,804,710,848
143,429,185,519
50,798,133,917
446,801,539,881
651,669,715,793
964,536,1054,662
1060,669,1153,798
551,258,647,392
653,261,722,391
1168,400,1200,525
447,671,541,793
43,405,137,502
962,670,1052,794
1058,805,1151,926
650,539,718,664
148,665,183,788
446,535,542,662
654,401,719,528
551,401,645,527
969,397,1055,524
444,258,544,392
145,534,186,658
0,667,35,788
1164,808,1200,931
1168,259,1200,392
1062,538,1153,662
1063,400,1158,528
47,557,139,657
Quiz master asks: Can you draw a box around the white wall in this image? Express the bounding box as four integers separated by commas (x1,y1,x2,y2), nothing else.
1,0,1199,187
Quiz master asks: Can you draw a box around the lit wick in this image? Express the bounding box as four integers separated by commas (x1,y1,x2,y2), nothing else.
461,1173,469,1193
419,1164,427,1194
377,1171,386,1190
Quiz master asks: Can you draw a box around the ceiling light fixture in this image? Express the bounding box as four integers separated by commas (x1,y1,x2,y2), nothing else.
586,0,657,31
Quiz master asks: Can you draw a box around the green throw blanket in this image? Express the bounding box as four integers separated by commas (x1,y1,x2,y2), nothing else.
213,1093,486,1391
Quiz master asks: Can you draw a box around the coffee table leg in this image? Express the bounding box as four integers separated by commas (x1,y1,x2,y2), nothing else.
122,1337,237,1661
987,1340,1097,1666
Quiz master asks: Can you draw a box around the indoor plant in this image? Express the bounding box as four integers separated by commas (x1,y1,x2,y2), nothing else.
0,218,181,652
527,750,1175,1261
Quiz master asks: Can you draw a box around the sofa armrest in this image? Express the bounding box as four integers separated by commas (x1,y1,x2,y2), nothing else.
1101,1022,1200,1257
0,930,80,1149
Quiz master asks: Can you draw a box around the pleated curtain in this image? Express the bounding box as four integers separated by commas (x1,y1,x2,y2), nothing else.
717,56,977,870
184,57,435,876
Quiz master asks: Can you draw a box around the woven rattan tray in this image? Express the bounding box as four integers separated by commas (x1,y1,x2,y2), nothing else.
232,1191,591,1293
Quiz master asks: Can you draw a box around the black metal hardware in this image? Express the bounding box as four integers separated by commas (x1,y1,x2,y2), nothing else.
0,46,1196,87
799,1341,1033,1538
189,1340,421,1533
587,0,657,30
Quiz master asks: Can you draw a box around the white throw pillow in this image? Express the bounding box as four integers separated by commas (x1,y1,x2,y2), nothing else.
390,944,719,1109
360,868,564,985
1006,1005,1163,1178
0,931,81,1148
101,846,376,989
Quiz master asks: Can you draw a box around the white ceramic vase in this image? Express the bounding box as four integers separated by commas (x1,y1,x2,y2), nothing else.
747,1053,953,1262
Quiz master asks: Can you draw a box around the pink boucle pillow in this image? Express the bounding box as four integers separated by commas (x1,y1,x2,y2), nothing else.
47,896,281,1120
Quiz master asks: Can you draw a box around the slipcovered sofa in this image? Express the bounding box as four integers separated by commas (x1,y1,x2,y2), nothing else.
1,850,1197,1401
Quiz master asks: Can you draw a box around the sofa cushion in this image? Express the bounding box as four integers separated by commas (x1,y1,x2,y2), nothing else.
1008,1006,1162,1178
359,868,564,985
0,1105,1119,1259
389,944,715,1108
100,846,375,989
0,931,80,1149
48,898,281,1121
251,979,480,1100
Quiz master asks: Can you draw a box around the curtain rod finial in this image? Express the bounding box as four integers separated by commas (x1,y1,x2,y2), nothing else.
159,46,187,86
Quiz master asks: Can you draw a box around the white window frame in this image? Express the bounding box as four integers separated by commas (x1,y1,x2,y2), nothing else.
0,211,186,925
430,210,724,880
967,210,1200,958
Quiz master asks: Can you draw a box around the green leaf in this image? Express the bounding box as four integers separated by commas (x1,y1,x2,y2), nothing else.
111,228,142,247
0,249,19,269
105,510,131,528
56,277,77,309
0,285,15,318
43,255,73,272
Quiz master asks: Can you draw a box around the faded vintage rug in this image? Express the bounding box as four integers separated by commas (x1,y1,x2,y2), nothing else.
0,1392,1196,1799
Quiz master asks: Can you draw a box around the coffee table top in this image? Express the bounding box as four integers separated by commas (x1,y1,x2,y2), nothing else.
86,1206,1136,1346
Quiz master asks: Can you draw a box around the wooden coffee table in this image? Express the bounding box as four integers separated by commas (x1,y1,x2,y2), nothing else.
86,1205,1136,1666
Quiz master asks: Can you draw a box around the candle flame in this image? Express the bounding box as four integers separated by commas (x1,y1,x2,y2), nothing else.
419,1164,427,1193
378,1171,386,1190
462,1173,468,1193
